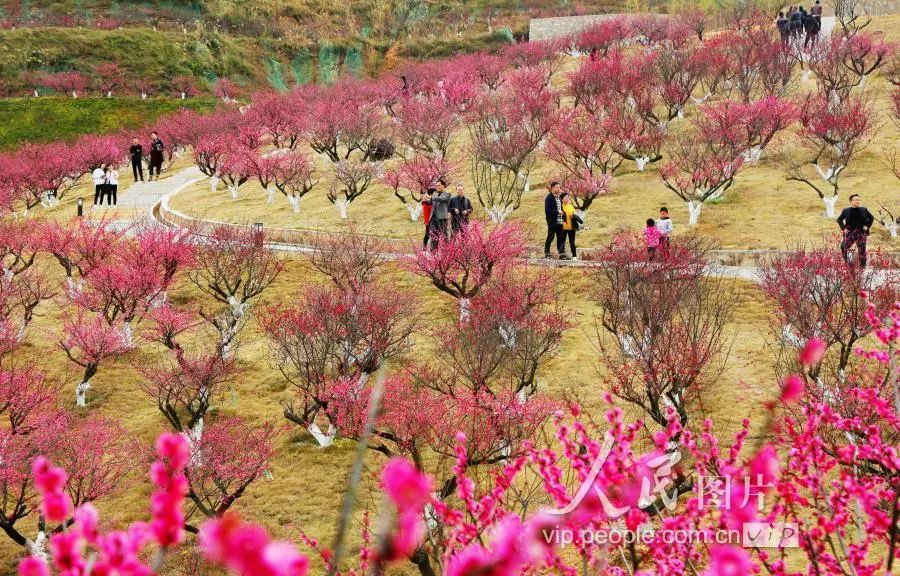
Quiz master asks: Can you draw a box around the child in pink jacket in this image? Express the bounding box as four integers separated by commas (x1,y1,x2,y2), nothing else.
644,218,663,259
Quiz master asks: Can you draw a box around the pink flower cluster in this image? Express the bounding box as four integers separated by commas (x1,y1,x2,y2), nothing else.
376,458,433,562
150,432,190,548
32,456,71,523
199,513,309,576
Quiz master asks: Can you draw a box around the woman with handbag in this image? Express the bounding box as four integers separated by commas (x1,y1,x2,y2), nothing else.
560,193,581,261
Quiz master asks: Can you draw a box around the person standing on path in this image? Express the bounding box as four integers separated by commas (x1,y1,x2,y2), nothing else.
645,218,663,259
656,207,673,254
449,184,473,234
428,178,452,249
776,11,790,43
560,193,578,261
421,189,434,249
544,181,564,259
803,8,820,48
148,131,164,181
810,0,823,22
837,194,875,268
92,164,106,206
104,165,119,206
129,137,144,182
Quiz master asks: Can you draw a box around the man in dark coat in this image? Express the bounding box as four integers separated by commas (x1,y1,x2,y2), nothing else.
449,184,473,234
544,181,564,259
837,194,876,268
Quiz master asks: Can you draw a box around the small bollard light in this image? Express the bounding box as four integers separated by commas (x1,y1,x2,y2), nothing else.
76,198,83,217
253,222,264,247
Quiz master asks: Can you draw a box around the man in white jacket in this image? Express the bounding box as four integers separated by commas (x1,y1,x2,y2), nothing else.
91,164,106,206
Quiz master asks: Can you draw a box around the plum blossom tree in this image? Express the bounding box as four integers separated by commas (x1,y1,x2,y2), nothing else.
466,66,558,222
327,159,377,220
659,128,744,225
93,63,125,97
188,226,283,359
193,133,229,192
590,233,735,429
379,154,458,221
247,150,317,213
249,93,306,151
758,243,899,387
392,93,460,159
262,280,416,446
409,222,528,320
184,417,277,527
57,310,131,407
218,148,254,200
171,75,197,100
544,106,616,216
42,71,88,98
696,96,799,163
786,93,876,218
213,78,240,103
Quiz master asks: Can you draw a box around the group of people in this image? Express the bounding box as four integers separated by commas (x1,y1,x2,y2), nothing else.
129,131,165,182
421,178,474,249
90,163,119,206
776,1,822,47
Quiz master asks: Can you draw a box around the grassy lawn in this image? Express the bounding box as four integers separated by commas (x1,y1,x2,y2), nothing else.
0,97,217,149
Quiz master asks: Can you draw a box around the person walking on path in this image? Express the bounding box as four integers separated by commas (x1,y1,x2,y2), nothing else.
656,207,673,254
837,194,875,268
645,218,663,259
104,165,119,206
92,164,106,206
544,182,564,259
129,137,144,182
790,6,803,39
148,131,164,181
803,8,820,48
560,193,579,261
776,11,790,43
428,178,452,249
449,184,473,234
421,189,434,249
810,0,823,22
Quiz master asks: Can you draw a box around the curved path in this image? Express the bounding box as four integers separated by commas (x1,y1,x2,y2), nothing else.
100,164,893,285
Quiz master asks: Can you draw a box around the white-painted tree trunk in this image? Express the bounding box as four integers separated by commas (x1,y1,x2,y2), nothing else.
802,69,811,82
229,184,239,199
266,187,276,204
25,532,49,561
333,198,351,219
71,90,78,99
141,91,148,100
487,205,514,223
687,200,703,226
75,380,91,407
884,220,898,238
288,194,302,214
181,92,187,100
742,145,763,163
106,90,112,98
635,157,650,171
33,89,39,97
308,422,337,447
210,175,219,192
459,298,471,323
499,324,517,347
406,203,423,221
185,417,204,463
122,321,133,348
822,195,839,218
17,321,27,343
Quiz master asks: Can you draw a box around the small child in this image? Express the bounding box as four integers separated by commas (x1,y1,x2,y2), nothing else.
644,218,662,258
656,207,672,253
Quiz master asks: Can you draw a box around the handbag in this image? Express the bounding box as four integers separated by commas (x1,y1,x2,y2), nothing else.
572,213,584,230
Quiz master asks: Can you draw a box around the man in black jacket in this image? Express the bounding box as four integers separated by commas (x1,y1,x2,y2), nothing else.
148,131,164,181
837,194,875,268
544,181,564,259
129,137,144,182
449,184,473,234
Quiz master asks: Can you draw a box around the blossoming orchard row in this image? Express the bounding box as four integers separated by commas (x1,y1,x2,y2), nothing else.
1,10,898,230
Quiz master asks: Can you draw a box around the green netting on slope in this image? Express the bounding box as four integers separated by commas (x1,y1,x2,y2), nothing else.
345,45,363,77
290,49,314,86
264,57,288,91
318,43,338,85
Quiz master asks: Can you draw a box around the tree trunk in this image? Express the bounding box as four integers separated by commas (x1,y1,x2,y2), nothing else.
229,184,239,199
635,157,650,171
487,205,513,223
687,200,703,226
459,298,471,322
822,195,839,218
141,91,148,100
181,92,186,100
210,175,219,192
288,194,302,214
75,380,91,407
406,203,423,221
308,421,337,447
266,187,276,204
333,199,351,220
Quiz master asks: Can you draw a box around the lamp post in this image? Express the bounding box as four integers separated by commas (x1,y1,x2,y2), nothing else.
77,198,83,217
